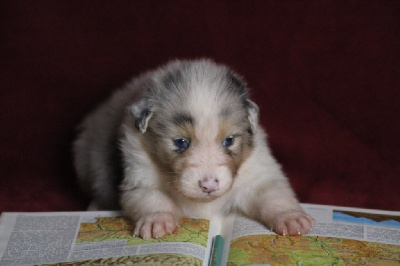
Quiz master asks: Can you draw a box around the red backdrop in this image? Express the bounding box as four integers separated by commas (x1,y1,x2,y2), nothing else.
1,1,399,212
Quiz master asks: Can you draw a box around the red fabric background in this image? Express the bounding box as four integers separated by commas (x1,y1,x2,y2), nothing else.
1,1,399,212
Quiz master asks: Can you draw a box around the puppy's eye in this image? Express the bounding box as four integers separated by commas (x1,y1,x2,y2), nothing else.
173,138,190,151
222,136,234,147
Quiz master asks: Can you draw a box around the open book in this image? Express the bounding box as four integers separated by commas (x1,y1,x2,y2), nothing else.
0,204,399,265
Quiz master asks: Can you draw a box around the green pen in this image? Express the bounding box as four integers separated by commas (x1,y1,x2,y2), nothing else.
209,235,223,266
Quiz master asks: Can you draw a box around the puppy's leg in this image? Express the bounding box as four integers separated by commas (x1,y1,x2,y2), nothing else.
121,189,179,239
258,181,315,236
238,179,315,236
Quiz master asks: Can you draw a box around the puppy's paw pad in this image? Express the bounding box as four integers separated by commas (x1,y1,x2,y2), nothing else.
273,210,316,236
133,212,178,239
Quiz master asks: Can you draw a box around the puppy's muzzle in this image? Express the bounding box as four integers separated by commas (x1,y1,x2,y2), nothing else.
199,177,219,193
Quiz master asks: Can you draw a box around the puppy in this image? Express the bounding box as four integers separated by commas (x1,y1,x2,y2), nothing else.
73,59,315,239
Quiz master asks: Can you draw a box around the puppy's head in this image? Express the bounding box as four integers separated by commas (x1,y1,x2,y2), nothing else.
130,59,259,201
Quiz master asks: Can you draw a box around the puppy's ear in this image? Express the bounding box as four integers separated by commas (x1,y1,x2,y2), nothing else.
129,99,153,133
245,99,259,134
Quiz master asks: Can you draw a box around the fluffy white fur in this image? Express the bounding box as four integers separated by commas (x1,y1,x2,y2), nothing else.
73,59,315,239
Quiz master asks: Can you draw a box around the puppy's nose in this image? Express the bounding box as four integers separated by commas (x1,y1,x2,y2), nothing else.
199,177,219,193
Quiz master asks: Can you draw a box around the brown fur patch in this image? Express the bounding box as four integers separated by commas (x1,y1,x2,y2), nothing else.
217,118,254,174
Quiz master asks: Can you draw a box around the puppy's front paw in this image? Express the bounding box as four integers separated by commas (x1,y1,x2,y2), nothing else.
133,212,179,239
271,210,316,236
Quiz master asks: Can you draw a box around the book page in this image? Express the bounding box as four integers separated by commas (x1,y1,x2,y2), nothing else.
303,204,400,245
226,204,400,265
0,211,218,266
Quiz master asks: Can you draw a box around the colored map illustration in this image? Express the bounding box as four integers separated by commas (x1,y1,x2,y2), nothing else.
228,235,400,265
77,216,210,247
333,210,400,228
52,253,202,265
46,217,210,265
